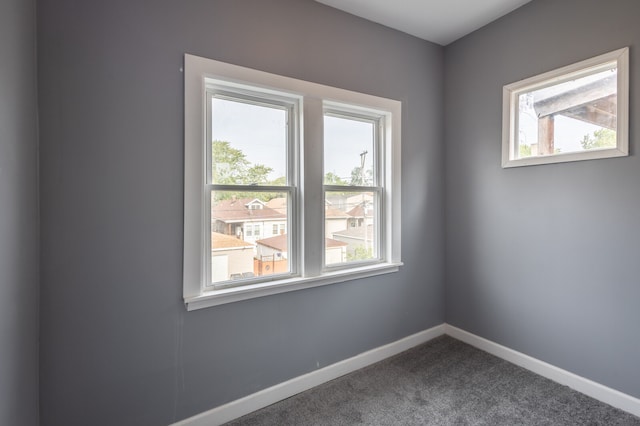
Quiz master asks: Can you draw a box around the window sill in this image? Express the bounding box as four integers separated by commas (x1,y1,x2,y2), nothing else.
184,262,403,311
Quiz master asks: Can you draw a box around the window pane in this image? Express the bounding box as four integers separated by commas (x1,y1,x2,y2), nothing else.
211,97,288,185
324,114,375,186
211,191,290,284
325,191,377,265
517,67,617,158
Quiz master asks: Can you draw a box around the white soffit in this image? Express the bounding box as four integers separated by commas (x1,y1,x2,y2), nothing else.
315,0,532,45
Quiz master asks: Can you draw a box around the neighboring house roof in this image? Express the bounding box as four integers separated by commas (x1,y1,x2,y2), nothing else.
212,197,286,223
325,207,351,219
326,238,349,248
346,192,373,206
266,197,287,214
325,193,347,208
332,225,374,240
256,234,347,252
346,203,373,218
347,204,364,218
212,232,253,250
267,198,351,219
255,234,288,251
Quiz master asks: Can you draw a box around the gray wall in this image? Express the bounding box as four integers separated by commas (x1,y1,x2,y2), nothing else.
445,0,640,399
0,0,39,425
37,0,444,424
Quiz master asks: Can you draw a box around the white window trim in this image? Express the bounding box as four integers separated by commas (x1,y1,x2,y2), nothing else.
501,47,629,168
183,54,402,310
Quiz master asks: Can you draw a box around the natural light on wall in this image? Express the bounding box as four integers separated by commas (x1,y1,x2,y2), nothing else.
502,47,629,168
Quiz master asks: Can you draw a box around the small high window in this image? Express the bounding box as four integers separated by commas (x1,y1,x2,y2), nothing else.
502,47,629,168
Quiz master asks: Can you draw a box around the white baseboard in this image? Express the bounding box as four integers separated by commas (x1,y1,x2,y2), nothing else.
444,324,640,418
172,324,446,426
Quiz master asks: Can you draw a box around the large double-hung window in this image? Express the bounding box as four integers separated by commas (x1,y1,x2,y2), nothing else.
184,54,401,310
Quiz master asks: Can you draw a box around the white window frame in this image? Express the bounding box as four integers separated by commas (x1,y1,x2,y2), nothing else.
183,54,402,311
502,47,629,168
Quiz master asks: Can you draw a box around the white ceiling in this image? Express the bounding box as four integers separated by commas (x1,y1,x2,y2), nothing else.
315,0,532,45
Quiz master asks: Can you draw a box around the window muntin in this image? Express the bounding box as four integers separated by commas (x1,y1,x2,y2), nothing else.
502,47,629,168
184,54,402,309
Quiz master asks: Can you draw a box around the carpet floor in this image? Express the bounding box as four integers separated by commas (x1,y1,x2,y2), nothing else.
226,335,640,425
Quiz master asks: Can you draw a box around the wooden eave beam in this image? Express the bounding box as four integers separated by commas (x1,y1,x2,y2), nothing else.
533,75,616,118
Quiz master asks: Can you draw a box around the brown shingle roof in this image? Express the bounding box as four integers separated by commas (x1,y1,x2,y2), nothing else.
332,225,374,240
347,204,362,217
212,232,254,249
326,238,349,248
254,234,288,251
325,207,351,219
212,198,286,222
256,234,347,252
266,197,287,214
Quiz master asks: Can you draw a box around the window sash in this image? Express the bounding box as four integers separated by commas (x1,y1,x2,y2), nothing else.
323,187,383,270
205,87,299,288
323,110,382,187
205,90,297,186
322,110,384,268
206,186,297,288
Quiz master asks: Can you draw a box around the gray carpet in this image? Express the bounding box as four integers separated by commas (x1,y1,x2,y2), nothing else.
226,335,640,425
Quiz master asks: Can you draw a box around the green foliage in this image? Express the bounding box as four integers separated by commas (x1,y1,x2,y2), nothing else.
519,144,561,158
347,245,373,261
350,167,362,185
349,167,373,186
246,164,273,185
212,140,273,185
519,144,532,158
580,128,616,150
270,176,286,186
324,172,347,185
212,140,284,201
212,141,250,185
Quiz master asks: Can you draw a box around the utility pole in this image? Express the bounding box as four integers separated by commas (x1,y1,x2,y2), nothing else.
359,150,368,185
359,150,368,256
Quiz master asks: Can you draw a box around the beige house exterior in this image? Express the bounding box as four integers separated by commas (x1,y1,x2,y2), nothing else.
212,198,287,244
211,232,254,283
255,234,348,267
